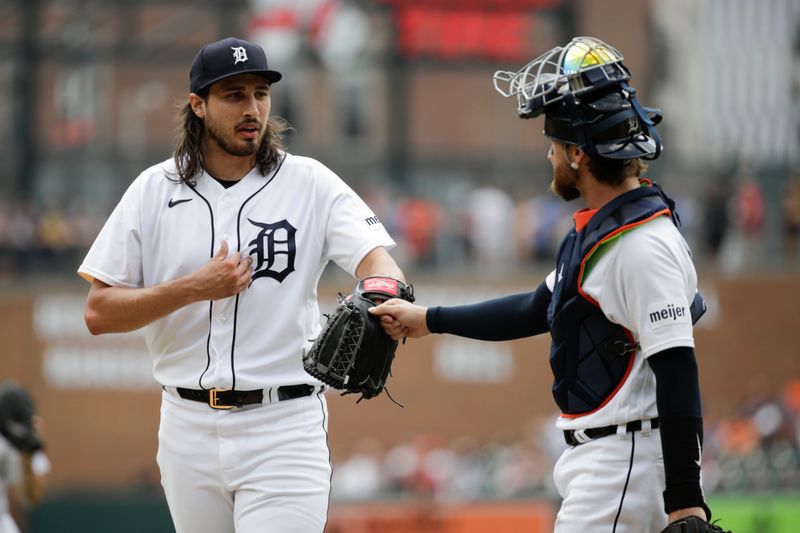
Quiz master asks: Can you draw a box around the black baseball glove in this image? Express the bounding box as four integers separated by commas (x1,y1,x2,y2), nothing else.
661,516,731,533
303,276,414,402
0,380,44,454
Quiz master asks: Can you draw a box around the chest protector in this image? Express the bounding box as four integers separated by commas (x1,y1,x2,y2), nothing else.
546,182,705,416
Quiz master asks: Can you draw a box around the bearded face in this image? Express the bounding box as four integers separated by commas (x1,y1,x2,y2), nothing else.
205,109,263,157
200,73,271,158
548,142,580,201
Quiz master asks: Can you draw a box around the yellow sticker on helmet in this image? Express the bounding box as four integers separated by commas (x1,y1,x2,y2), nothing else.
562,42,618,74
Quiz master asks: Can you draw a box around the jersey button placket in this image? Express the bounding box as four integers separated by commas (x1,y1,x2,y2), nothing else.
221,195,230,242
211,189,238,389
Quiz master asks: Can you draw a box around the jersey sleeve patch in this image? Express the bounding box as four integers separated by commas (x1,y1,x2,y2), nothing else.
364,215,385,230
644,300,692,332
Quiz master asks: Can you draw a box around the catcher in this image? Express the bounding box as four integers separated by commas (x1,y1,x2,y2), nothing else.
0,380,49,533
370,37,731,533
304,276,415,402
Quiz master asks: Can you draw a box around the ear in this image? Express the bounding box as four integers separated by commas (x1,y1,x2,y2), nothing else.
188,93,206,119
572,146,587,168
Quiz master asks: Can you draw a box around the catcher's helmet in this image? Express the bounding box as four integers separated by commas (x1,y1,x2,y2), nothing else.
493,36,663,160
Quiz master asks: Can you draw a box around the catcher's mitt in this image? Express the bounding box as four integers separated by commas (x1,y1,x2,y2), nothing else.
0,380,44,454
303,276,414,402
661,516,731,533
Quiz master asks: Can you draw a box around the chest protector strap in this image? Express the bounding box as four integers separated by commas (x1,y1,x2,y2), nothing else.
546,182,703,416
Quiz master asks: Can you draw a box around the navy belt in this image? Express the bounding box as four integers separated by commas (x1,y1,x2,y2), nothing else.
175,384,316,410
563,418,660,446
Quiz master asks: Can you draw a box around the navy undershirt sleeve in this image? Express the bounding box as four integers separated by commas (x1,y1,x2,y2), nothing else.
647,346,709,517
425,281,551,341
647,346,702,417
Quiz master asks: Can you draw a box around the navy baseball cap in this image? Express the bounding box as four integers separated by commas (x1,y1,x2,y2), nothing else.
189,37,282,94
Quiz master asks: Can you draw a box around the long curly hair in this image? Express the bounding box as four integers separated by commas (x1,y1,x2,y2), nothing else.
170,96,290,186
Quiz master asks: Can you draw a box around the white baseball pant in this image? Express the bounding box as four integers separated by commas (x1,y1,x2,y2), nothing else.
553,427,668,533
157,390,331,533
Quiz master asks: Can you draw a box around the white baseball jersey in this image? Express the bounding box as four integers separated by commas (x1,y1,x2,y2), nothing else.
78,152,395,390
0,438,50,533
546,215,698,431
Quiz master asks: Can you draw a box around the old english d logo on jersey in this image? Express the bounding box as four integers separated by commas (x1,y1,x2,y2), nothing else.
248,219,296,282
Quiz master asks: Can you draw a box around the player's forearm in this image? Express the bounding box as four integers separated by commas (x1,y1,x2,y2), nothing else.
19,454,45,505
648,347,711,520
426,281,551,340
356,246,405,282
84,277,200,334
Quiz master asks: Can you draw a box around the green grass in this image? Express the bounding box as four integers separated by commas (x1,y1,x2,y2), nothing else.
707,494,800,533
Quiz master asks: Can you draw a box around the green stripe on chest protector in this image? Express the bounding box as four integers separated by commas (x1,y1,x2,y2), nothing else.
578,225,641,285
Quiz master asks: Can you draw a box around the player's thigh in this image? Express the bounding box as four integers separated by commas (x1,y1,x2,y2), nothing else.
235,487,329,533
553,432,666,533
157,394,235,533
0,513,20,533
160,478,235,533
232,395,332,533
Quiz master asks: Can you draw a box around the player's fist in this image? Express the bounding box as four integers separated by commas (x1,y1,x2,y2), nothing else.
191,240,253,301
368,299,429,340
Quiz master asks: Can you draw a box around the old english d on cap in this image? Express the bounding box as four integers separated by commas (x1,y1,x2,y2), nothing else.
189,37,282,94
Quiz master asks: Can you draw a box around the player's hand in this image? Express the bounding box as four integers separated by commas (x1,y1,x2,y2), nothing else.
368,299,429,340
190,240,253,301
667,507,708,524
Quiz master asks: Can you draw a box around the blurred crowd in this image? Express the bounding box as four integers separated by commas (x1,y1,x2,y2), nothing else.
1,170,799,278
0,200,107,277
704,378,800,494
332,421,563,504
332,378,800,503
359,169,800,275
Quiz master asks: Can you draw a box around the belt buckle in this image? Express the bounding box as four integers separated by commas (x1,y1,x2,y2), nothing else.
209,388,233,410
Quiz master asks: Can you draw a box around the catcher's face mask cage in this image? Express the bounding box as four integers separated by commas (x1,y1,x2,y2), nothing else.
493,36,663,160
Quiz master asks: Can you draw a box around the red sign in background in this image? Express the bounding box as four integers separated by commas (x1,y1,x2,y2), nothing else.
379,0,563,61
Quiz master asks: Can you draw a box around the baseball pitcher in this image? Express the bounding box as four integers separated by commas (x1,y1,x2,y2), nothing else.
78,37,406,533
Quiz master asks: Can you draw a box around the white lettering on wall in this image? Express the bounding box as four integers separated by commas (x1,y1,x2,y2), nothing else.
434,338,513,384
33,294,154,390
